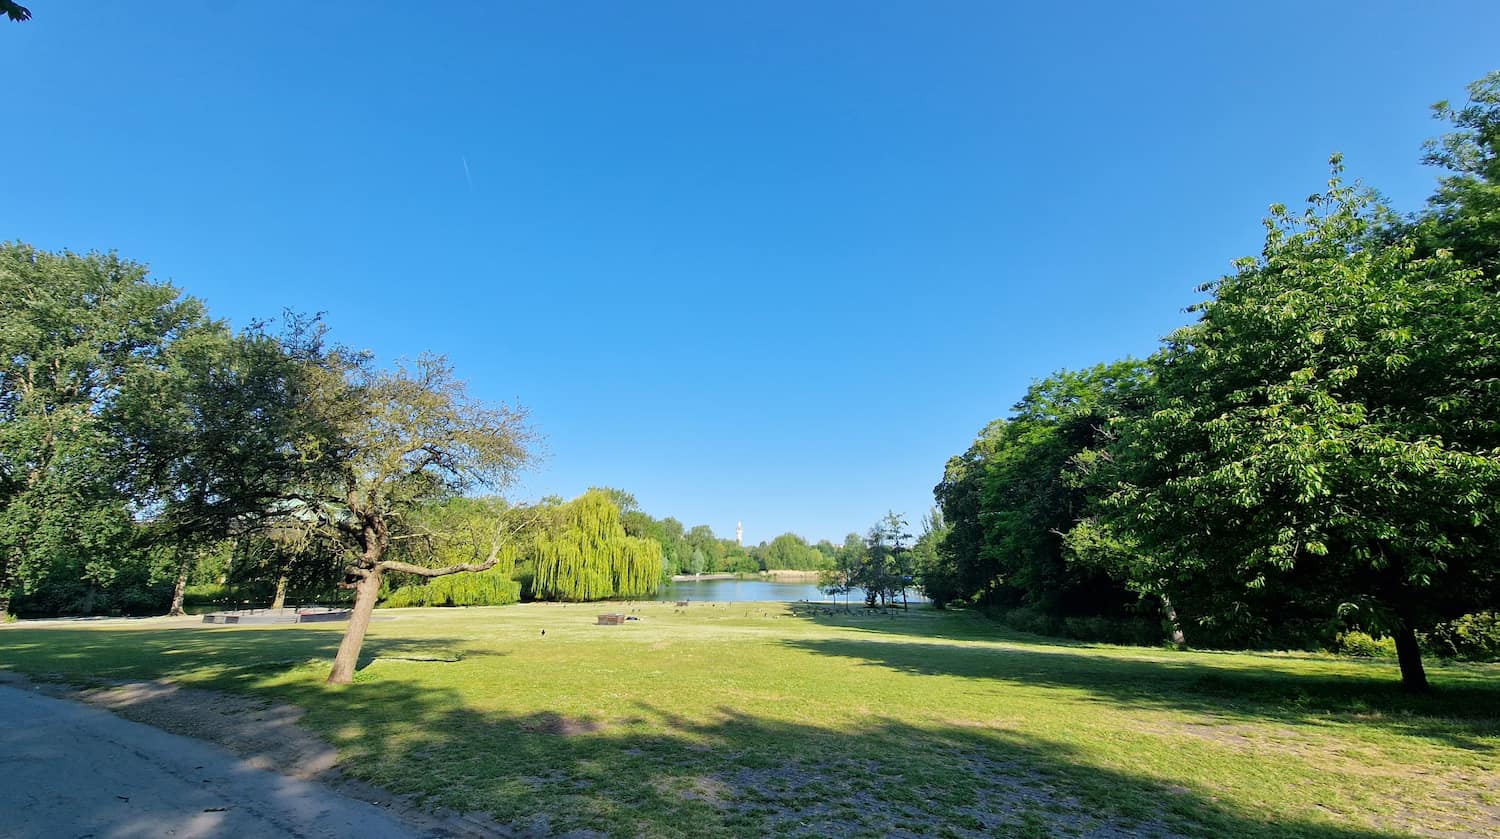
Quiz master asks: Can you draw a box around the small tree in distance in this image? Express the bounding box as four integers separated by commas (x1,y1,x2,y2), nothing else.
856,512,914,609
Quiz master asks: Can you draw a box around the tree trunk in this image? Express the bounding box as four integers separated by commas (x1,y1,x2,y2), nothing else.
1161,594,1187,650
1,554,17,621
168,552,192,617
327,567,382,685
1394,623,1429,693
271,574,289,610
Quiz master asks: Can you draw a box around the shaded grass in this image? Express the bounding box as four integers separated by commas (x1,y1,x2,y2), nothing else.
1,602,1496,837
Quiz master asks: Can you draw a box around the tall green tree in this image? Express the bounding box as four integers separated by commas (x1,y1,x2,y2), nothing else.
1102,160,1500,690
1422,71,1500,277
116,315,340,614
925,362,1150,619
928,420,1005,607
684,524,724,572
0,244,209,617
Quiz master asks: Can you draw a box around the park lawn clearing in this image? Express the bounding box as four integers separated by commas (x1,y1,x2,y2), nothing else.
1,603,1496,838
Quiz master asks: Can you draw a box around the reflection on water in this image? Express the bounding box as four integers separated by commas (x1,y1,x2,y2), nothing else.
656,578,927,604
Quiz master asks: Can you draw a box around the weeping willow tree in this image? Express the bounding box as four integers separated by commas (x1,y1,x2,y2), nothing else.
532,491,663,601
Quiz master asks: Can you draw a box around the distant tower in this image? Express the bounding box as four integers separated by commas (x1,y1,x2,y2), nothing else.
736,521,743,546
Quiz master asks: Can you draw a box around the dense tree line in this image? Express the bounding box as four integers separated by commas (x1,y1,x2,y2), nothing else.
920,73,1500,689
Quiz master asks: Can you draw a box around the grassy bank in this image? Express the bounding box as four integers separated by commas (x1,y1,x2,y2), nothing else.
1,603,1496,838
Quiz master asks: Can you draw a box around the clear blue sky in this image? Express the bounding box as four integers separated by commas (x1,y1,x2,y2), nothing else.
4,2,1497,544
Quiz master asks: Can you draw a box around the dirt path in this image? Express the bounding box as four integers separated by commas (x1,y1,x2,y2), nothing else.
0,683,428,838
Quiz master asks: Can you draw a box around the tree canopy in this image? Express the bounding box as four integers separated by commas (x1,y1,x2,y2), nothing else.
919,73,1500,688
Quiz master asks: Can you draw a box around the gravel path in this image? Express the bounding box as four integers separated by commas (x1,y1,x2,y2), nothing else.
0,684,423,839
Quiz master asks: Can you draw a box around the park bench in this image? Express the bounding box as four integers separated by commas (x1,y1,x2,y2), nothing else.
596,613,627,625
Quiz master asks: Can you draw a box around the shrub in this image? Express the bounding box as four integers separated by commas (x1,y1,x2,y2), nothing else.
181,583,235,607
990,606,1062,637
986,607,1164,646
1425,612,1500,662
728,556,761,574
381,572,521,608
1334,631,1396,658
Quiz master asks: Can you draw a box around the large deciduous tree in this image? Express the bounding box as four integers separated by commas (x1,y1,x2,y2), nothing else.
116,315,337,614
0,244,210,618
1103,161,1500,691
924,362,1151,622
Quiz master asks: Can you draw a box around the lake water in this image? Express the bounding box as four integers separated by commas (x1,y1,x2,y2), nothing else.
655,578,927,604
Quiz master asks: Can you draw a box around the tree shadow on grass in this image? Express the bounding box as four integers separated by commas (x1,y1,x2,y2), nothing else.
779,634,1500,753
0,623,1459,838
788,602,1051,644
294,676,1420,839
0,624,482,688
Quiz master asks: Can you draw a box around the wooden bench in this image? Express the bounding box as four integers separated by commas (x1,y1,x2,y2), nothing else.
596,613,627,625
675,600,689,607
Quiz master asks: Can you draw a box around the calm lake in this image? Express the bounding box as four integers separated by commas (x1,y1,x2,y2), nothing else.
655,578,928,604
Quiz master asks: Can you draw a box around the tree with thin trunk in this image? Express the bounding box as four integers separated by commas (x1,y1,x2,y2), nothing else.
295,352,534,684
167,547,194,617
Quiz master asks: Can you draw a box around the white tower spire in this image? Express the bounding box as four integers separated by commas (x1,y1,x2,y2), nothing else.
736,521,743,546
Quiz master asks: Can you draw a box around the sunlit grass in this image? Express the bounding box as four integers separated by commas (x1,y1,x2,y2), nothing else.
2,603,1496,838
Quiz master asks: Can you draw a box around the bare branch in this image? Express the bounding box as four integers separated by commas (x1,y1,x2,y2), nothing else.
375,508,542,579
377,556,501,578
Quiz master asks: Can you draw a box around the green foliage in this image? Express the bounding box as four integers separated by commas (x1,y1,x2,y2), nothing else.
1422,71,1500,276
817,532,865,602
847,512,916,607
531,490,663,601
619,506,685,576
0,243,211,616
116,316,336,544
381,562,521,608
379,497,530,608
1098,161,1500,688
685,525,726,572
925,362,1151,620
923,76,1500,689
985,605,1162,647
181,583,234,608
761,532,831,571
1335,631,1397,659
1424,612,1500,662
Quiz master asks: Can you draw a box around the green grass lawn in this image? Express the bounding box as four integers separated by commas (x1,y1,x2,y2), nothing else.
2,602,1496,838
